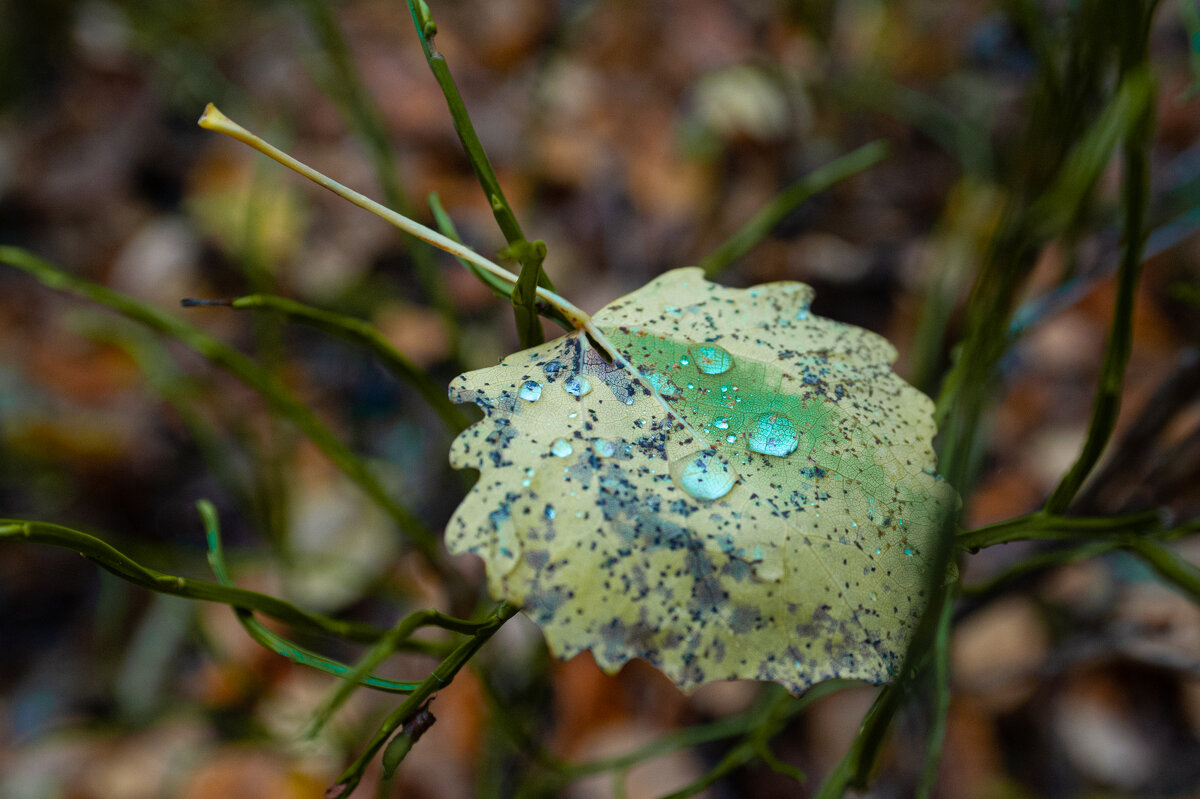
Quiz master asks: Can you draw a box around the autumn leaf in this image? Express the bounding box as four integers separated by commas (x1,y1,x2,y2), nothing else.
447,268,958,695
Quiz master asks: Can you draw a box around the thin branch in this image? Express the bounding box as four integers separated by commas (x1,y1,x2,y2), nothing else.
327,602,518,797
0,245,441,565
183,293,469,433
699,141,890,277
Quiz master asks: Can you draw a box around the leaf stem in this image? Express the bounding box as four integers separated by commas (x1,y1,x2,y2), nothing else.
198,104,588,331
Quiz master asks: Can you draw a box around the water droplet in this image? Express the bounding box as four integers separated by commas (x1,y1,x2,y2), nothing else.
550,439,573,458
593,439,616,458
692,344,733,375
750,541,785,582
670,449,737,501
645,372,680,397
726,434,737,443
904,547,914,556
747,412,799,457
563,375,592,396
544,505,556,520
491,514,521,576
519,380,542,401
713,417,730,430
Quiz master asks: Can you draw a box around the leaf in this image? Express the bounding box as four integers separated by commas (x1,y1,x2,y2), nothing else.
446,268,958,695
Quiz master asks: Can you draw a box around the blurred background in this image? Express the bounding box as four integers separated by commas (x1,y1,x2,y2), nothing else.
1,0,1199,797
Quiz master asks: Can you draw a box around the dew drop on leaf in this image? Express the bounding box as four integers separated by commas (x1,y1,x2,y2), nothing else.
593,439,617,458
746,411,799,457
550,438,574,458
644,372,681,397
519,381,543,401
670,449,737,501
692,344,733,375
713,417,730,430
563,375,592,396
750,542,785,582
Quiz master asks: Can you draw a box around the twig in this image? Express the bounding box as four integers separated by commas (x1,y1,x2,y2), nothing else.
698,141,890,277
183,293,470,433
0,245,442,567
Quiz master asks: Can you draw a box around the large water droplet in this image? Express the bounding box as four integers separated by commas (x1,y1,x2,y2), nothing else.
519,380,542,401
713,417,731,430
563,375,592,396
693,344,733,375
550,438,574,458
747,412,799,457
670,449,737,501
593,439,617,458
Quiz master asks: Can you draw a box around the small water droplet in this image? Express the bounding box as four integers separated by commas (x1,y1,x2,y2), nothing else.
550,438,573,457
746,412,799,457
544,505,556,520
726,434,737,443
692,344,733,375
593,439,616,458
679,356,690,366
750,541,785,582
713,417,730,430
670,449,737,501
563,375,592,396
519,380,542,401
904,547,913,556
645,372,680,397
491,515,521,576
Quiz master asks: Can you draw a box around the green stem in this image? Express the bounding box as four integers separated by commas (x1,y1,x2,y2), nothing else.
1126,538,1200,603
956,508,1168,551
405,0,552,347
183,293,469,433
1,519,387,643
519,681,857,798
328,602,519,796
296,0,457,333
699,141,890,277
915,590,955,798
960,540,1119,597
1044,66,1155,513
198,500,437,692
0,246,443,568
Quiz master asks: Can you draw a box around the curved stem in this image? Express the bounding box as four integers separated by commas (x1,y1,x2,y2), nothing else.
198,105,588,330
